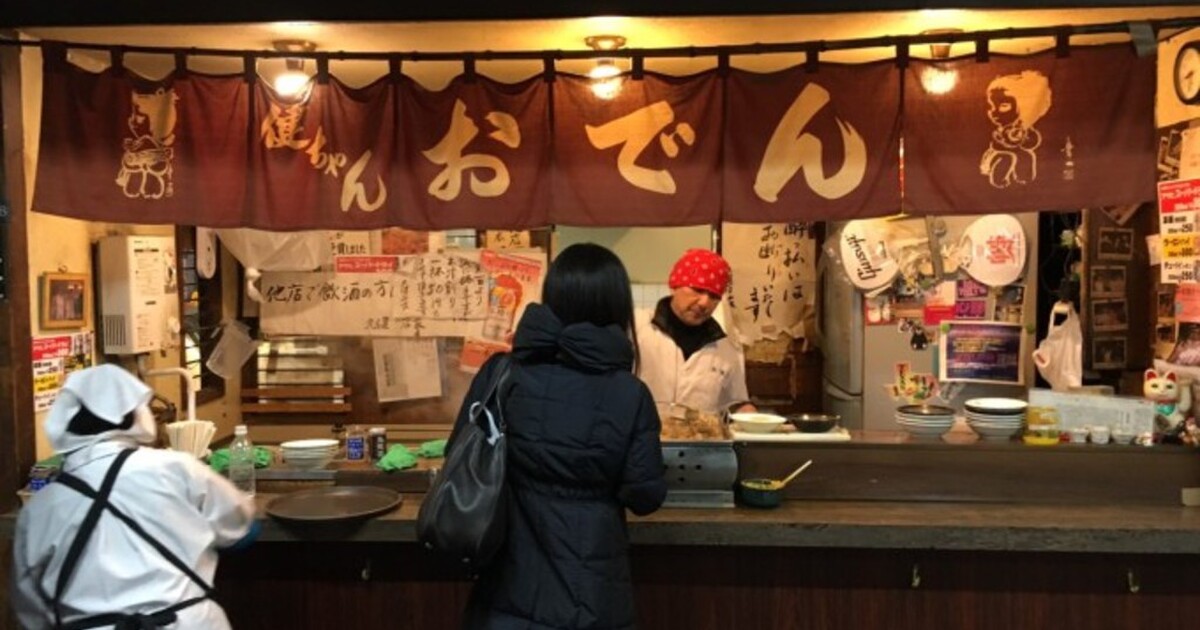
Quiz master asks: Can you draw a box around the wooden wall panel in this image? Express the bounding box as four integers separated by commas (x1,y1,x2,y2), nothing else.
0,33,35,513
213,543,1200,630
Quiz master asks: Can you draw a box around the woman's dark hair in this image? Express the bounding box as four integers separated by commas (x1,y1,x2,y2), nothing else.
542,243,639,368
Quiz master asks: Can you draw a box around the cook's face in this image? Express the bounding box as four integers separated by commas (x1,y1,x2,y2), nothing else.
670,286,721,326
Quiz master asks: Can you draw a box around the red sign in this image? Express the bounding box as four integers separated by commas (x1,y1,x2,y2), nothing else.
1158,178,1200,215
334,256,400,273
32,335,72,360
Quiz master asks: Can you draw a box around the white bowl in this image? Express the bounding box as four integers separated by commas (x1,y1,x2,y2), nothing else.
730,413,787,434
283,454,333,470
964,398,1028,415
280,438,339,451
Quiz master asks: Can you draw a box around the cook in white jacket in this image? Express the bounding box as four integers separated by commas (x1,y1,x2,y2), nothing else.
11,364,258,630
636,248,755,414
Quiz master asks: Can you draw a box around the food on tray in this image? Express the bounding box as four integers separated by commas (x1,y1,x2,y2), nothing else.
659,407,731,441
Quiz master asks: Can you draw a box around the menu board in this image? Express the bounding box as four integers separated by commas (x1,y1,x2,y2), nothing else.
938,321,1026,385
1158,177,1200,283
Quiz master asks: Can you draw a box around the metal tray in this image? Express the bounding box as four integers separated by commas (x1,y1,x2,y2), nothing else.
266,485,402,523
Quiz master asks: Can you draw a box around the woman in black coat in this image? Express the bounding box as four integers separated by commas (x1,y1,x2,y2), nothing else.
461,243,668,630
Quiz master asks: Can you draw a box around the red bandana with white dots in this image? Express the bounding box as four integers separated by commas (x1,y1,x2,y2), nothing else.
668,249,730,296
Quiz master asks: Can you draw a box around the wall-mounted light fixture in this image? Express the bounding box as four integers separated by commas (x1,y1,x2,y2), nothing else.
272,39,317,99
585,34,626,100
919,28,962,96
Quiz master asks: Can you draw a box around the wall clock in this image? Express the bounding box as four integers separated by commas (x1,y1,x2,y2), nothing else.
1175,41,1200,105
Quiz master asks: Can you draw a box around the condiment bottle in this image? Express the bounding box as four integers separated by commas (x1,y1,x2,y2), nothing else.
1023,406,1060,446
346,424,367,461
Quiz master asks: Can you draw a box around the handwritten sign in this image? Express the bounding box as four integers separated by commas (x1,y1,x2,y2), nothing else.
938,321,1026,385
260,253,488,337
723,222,816,342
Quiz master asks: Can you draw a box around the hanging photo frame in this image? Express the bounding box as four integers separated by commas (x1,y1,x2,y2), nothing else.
1097,227,1135,261
40,273,90,330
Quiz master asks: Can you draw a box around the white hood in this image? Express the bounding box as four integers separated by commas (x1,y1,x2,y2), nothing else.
45,364,156,454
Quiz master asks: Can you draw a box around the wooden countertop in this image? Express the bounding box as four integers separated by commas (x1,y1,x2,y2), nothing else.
243,493,1200,555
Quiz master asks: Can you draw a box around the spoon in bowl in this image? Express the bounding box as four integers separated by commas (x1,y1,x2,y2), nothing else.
776,459,814,489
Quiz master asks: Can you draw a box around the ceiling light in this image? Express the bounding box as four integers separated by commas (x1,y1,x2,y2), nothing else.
585,35,626,100
919,28,962,96
272,39,316,99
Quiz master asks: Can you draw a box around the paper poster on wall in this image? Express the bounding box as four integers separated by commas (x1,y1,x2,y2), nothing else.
262,249,547,338
459,338,511,374
1177,284,1200,323
372,337,443,402
1158,178,1200,283
328,231,372,258
32,331,94,412
483,230,531,250
1180,128,1200,181
457,250,548,371
938,321,1025,385
922,280,956,325
260,252,489,337
722,222,816,342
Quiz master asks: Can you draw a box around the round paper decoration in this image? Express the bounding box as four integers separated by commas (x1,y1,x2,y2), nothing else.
838,220,900,292
959,214,1026,287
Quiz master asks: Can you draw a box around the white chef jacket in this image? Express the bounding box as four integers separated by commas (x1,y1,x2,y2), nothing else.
635,304,750,413
11,438,256,629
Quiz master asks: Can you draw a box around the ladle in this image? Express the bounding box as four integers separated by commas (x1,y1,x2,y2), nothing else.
776,459,814,488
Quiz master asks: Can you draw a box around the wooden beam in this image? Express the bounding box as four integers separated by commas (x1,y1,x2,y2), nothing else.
241,403,353,414
242,386,352,398
0,31,34,513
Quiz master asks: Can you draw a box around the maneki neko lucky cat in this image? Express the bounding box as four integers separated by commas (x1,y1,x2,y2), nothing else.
1143,369,1194,441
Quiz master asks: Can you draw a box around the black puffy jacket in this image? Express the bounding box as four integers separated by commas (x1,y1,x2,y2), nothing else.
462,303,667,630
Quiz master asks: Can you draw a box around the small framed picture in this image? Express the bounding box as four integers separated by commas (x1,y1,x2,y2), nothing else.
40,273,90,330
1157,323,1177,344
1158,288,1177,321
1090,299,1129,332
1092,337,1126,370
1097,227,1135,261
1089,265,1126,298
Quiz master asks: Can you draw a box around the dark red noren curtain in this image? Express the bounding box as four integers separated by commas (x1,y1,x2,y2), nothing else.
903,44,1156,214
34,46,250,226
552,72,722,226
392,74,551,230
723,61,902,223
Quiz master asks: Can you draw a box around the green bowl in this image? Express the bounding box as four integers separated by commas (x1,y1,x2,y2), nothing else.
738,478,783,508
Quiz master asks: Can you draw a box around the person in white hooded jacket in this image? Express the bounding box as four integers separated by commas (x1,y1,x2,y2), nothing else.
11,364,258,630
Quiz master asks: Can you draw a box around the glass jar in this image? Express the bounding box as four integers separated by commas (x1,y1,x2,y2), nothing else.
1023,406,1060,446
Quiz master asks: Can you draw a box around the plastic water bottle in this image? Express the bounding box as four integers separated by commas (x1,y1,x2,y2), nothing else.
229,424,256,496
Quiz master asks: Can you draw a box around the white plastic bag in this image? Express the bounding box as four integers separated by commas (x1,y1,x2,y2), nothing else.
1032,302,1082,391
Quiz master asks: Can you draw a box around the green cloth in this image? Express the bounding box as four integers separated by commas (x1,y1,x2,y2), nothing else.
209,446,272,473
416,438,448,459
34,454,64,470
375,444,418,472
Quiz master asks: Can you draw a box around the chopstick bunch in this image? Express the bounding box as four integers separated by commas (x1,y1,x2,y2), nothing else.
165,419,217,459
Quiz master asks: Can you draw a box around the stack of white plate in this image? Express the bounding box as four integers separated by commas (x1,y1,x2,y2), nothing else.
894,404,956,440
280,438,338,470
963,398,1027,442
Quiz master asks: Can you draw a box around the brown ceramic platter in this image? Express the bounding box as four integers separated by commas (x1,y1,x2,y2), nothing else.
266,485,402,523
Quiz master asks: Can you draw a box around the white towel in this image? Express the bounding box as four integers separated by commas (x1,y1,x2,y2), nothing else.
46,364,156,454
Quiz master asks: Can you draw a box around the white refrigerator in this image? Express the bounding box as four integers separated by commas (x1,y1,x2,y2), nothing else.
820,214,1039,431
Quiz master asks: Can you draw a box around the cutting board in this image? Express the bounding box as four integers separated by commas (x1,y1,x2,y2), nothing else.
731,427,852,442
